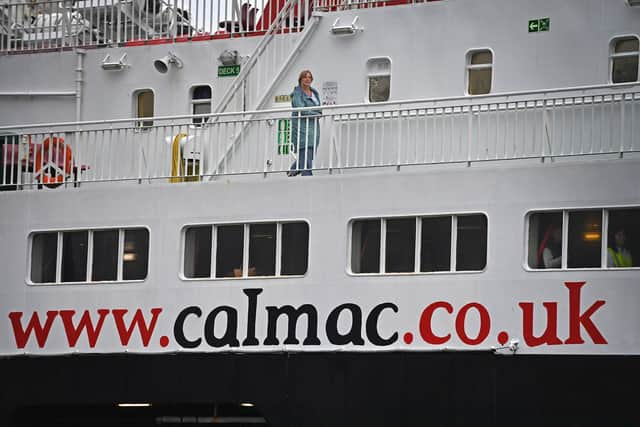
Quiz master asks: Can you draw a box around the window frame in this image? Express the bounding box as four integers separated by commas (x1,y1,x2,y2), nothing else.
347,212,489,276
524,206,640,271
180,219,310,281
609,35,640,84
465,48,494,96
133,88,155,129
189,84,213,126
27,226,150,285
365,56,392,103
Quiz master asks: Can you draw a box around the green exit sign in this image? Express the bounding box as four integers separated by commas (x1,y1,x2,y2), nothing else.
218,65,240,77
528,17,550,33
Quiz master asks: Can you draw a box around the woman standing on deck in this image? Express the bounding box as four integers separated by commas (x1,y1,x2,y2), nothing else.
289,70,321,176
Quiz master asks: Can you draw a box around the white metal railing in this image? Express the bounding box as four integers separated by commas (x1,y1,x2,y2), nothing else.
0,85,638,190
0,0,316,52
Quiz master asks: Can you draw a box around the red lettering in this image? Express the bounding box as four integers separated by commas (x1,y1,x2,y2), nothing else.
564,281,607,344
419,302,453,344
8,311,58,349
519,302,563,347
112,308,163,347
59,309,110,348
455,303,490,345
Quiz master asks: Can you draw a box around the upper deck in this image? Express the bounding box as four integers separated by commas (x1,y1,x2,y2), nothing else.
0,0,639,189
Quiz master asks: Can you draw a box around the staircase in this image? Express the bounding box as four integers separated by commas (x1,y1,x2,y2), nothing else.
209,0,321,176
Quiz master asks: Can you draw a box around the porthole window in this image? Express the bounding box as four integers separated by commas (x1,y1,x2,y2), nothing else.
191,85,212,125
527,208,639,269
134,89,154,128
610,36,639,83
350,214,487,274
366,57,391,102
466,50,493,95
30,228,149,284
183,221,309,279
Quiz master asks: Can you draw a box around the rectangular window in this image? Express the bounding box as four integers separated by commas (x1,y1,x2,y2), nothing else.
188,221,309,279
61,231,88,282
351,219,381,274
184,226,212,278
123,229,149,280
249,223,277,277
420,216,451,272
281,222,309,275
385,218,415,273
135,89,154,128
191,85,212,125
607,208,639,268
528,208,639,270
366,57,391,102
567,210,601,269
31,232,57,283
92,230,118,281
351,214,487,275
30,228,149,284
456,214,488,271
467,50,493,95
611,37,639,84
216,225,245,278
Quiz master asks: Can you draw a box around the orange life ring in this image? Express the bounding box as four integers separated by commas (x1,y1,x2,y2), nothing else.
34,137,73,187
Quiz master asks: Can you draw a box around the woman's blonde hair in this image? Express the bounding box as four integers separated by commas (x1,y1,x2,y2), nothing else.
298,70,313,85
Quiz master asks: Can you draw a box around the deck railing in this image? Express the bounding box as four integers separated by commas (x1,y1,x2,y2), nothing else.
0,0,442,53
1,84,639,190
0,0,314,53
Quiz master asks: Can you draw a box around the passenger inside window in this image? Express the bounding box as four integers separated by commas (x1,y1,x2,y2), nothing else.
540,224,562,269
607,227,632,268
607,209,638,268
528,212,562,269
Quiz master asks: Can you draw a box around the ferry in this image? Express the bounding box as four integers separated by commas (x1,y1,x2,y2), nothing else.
1,0,639,425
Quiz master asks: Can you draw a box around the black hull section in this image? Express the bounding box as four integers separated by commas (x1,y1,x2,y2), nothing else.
1,352,638,426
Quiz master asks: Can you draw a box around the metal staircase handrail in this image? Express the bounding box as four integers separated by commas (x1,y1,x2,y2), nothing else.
213,0,304,114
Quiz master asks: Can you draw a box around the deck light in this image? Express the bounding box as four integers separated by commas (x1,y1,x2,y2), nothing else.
154,51,184,73
101,53,129,71
330,16,363,36
118,403,152,407
240,402,254,407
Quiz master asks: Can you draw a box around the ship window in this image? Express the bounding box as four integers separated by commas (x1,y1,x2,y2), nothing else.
385,218,416,273
134,89,154,128
528,208,639,270
351,214,487,275
92,230,119,281
184,221,309,279
351,219,381,273
281,222,309,275
30,232,58,283
421,216,451,272
366,57,391,102
467,50,493,95
191,85,212,125
123,228,150,280
184,226,213,278
610,37,639,84
249,223,277,276
456,214,488,271
567,210,602,268
61,231,88,282
29,228,149,284
528,212,563,269
607,208,639,268
216,224,245,278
